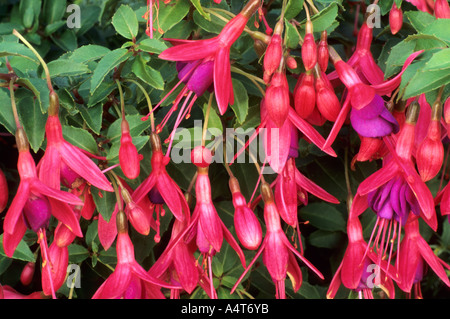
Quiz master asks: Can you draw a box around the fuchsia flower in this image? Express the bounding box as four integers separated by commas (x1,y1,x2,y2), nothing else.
317,31,329,72
155,0,261,116
327,215,396,299
434,0,450,18
38,93,113,192
119,118,141,180
263,20,283,83
3,127,83,257
265,70,290,128
397,215,450,297
389,3,403,35
232,182,324,299
301,21,317,72
93,211,176,299
0,285,44,299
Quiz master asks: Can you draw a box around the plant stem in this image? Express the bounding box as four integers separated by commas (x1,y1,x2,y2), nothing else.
115,79,125,118
9,80,21,130
124,79,155,132
202,94,214,147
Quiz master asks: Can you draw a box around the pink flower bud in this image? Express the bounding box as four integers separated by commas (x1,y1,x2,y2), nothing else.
435,0,450,19
416,118,444,182
286,56,297,70
20,262,35,286
191,145,212,167
23,196,52,232
265,71,290,128
0,168,7,213
119,119,141,180
315,72,341,122
389,2,403,35
317,31,329,72
294,72,316,119
54,222,77,247
301,22,317,71
126,201,151,236
263,33,283,82
444,97,450,125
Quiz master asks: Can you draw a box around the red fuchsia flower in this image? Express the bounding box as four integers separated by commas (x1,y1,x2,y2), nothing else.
327,214,396,299
229,176,262,251
131,133,190,242
179,146,247,298
322,47,424,151
3,127,84,258
20,262,35,286
434,0,450,18
41,241,69,297
389,2,403,35
92,211,177,299
232,182,324,299
0,167,7,213
396,215,450,298
38,93,113,193
153,0,262,117
119,118,141,180
405,0,434,14
314,68,341,123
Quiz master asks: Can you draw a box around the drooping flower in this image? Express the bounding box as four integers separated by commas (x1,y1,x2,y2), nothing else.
327,214,396,299
301,21,317,72
153,0,262,116
119,118,141,180
0,285,44,299
3,127,84,257
92,211,176,299
263,19,283,83
389,2,403,35
38,92,113,192
232,182,324,299
265,69,290,128
397,215,450,297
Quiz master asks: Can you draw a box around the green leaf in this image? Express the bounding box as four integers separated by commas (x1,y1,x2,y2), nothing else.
106,114,151,144
16,90,47,152
112,4,139,40
47,59,91,78
404,10,436,32
137,38,169,55
91,186,117,223
190,0,211,21
51,29,78,52
154,0,191,38
421,19,450,45
285,0,304,20
308,230,342,249
230,79,249,125
62,125,99,154
0,41,39,63
284,19,300,49
132,55,165,90
106,136,149,161
90,48,133,95
300,202,346,232
69,45,111,64
0,235,36,262
68,244,90,263
0,88,15,134
78,104,103,135
43,0,67,25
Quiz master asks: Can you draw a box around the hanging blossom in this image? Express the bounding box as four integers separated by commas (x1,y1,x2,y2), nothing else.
232,182,324,299
322,14,424,151
141,0,262,141
92,211,177,299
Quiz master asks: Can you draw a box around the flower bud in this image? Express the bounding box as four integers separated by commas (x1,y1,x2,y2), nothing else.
286,55,297,70
265,71,290,128
191,145,212,167
119,119,141,180
317,31,329,72
435,0,450,19
416,102,444,182
0,168,8,213
315,72,341,122
444,97,450,125
263,33,283,82
20,262,35,286
294,72,316,119
389,2,403,35
54,222,77,247
23,196,52,232
301,21,317,71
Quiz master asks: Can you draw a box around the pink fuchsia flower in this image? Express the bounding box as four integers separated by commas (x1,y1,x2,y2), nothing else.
232,182,324,299
302,21,317,72
322,48,424,151
92,211,177,299
265,69,290,128
155,0,261,116
327,215,396,299
405,0,434,14
148,219,200,297
3,127,83,257
263,19,283,83
396,215,450,297
317,31,329,72
41,242,69,298
389,2,403,35
119,118,141,180
131,133,190,241
37,93,113,192
434,0,450,18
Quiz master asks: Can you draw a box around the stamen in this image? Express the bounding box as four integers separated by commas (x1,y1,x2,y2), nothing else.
208,255,217,299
